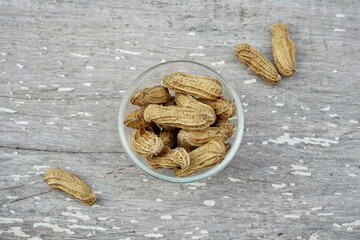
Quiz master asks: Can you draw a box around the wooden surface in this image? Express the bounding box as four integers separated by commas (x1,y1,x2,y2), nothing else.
1,0,359,239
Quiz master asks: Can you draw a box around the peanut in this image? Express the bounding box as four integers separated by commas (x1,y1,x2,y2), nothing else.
143,104,212,130
159,130,177,149
236,43,281,85
147,147,190,169
212,119,235,139
175,93,216,123
131,128,164,156
163,72,222,99
174,140,226,177
130,85,170,107
124,108,154,129
177,127,228,148
200,96,236,119
44,168,96,206
271,23,296,76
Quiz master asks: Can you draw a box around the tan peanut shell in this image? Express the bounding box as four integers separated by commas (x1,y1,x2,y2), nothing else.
163,72,222,99
131,128,164,156
159,130,177,149
124,108,154,129
236,43,281,85
177,127,228,148
175,140,226,177
271,23,296,76
147,147,190,169
143,104,213,130
130,85,170,107
212,119,235,139
175,93,216,123
200,96,236,119
44,168,96,206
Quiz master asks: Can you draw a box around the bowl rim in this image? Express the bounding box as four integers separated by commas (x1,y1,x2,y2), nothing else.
118,60,244,183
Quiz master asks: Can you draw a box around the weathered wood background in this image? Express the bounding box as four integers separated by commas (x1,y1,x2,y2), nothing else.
1,0,359,239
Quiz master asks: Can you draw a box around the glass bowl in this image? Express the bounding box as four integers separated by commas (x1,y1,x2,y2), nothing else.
118,60,244,183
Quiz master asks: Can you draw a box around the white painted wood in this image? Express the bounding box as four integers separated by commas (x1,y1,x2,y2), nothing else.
0,0,359,239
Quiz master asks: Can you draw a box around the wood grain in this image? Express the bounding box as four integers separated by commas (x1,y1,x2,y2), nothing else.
0,0,359,239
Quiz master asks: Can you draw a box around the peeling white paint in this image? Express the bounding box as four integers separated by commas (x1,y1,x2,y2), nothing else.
188,32,196,36
116,49,142,55
28,237,43,240
349,119,359,124
272,183,286,189
291,165,308,171
341,220,360,227
145,233,164,238
160,215,172,220
269,133,338,147
0,217,24,224
320,107,331,111
309,233,319,240
15,121,29,125
189,53,205,57
203,200,215,206
83,83,92,87
275,103,285,107
334,28,346,32
67,224,107,231
86,66,94,70
10,175,29,181
58,87,74,92
34,223,74,234
32,165,49,171
291,171,312,176
270,166,278,170
281,126,289,130
211,60,225,65
243,79,257,84
284,214,300,219
156,198,162,202
0,227,29,238
70,53,89,58
336,14,345,17
329,113,338,118
0,107,17,113
318,212,333,216
17,63,24,69
311,207,322,211
61,212,90,221
228,177,241,182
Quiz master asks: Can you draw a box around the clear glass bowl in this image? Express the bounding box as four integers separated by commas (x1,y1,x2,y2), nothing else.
118,60,244,183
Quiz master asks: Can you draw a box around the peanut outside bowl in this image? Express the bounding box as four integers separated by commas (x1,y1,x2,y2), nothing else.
118,60,244,183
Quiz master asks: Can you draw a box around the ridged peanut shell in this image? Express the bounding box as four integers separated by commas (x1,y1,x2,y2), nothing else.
177,127,228,148
163,72,222,99
44,168,96,205
130,85,170,107
147,147,190,169
143,104,212,130
271,23,296,76
131,128,164,156
212,119,235,138
124,108,153,129
174,140,226,177
175,93,216,123
200,96,236,119
236,44,281,85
